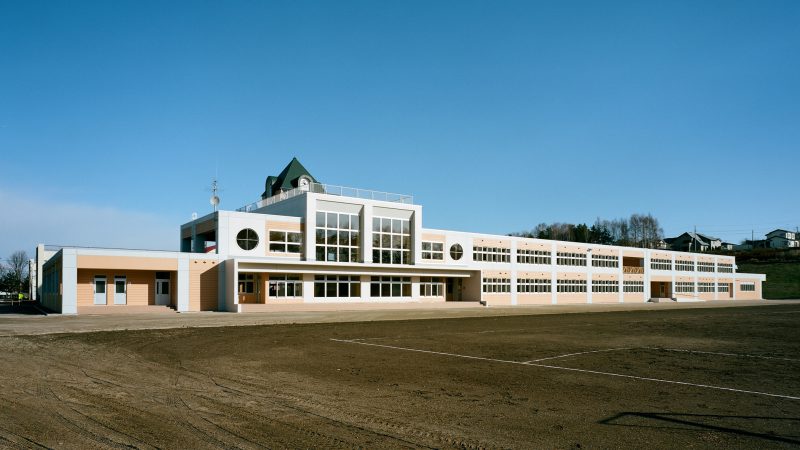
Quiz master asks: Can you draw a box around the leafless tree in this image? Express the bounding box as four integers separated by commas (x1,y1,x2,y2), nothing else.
7,250,28,294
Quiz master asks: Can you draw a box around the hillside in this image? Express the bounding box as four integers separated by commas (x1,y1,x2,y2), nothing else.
738,262,800,299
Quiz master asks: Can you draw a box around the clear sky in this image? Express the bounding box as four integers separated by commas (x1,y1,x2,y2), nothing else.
1,0,798,258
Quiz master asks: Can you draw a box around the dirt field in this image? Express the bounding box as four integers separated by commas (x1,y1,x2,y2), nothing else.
1,304,799,448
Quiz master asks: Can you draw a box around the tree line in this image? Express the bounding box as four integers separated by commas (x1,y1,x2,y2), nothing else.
0,250,30,297
510,213,665,248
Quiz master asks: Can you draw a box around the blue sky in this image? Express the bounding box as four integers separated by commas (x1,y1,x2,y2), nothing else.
1,0,798,257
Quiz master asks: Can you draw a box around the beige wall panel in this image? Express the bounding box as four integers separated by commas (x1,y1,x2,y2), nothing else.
77,255,178,271
557,244,589,253
518,271,550,278
557,272,587,280
517,240,550,251
622,293,645,303
650,275,672,282
517,294,551,305
555,294,588,304
421,233,445,242
482,270,512,278
623,274,645,281
266,220,303,232
189,260,219,311
624,250,647,258
592,294,618,304
592,274,619,281
473,238,511,248
592,248,618,257
483,294,512,305
77,269,158,307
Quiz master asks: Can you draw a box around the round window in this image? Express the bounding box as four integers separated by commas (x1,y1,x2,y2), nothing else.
450,243,463,260
236,228,259,250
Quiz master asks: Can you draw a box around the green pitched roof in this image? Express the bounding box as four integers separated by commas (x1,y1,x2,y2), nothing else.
261,157,318,198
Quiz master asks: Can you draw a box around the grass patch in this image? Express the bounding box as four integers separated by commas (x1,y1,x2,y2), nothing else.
738,262,800,299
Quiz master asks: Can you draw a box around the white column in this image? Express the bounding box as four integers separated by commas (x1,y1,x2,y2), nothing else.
363,205,373,264
361,275,371,301
550,242,557,304
61,249,78,314
586,249,593,304
177,254,190,312
510,240,518,306
305,197,317,261
713,256,719,300
303,273,314,303
644,250,651,302
670,253,676,299
693,254,699,297
618,249,624,303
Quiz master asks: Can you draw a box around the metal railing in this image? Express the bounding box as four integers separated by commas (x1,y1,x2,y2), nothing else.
622,266,645,274
237,182,414,212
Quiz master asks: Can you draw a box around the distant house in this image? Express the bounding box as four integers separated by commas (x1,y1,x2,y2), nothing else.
735,239,768,251
720,242,735,251
667,232,722,252
766,229,799,249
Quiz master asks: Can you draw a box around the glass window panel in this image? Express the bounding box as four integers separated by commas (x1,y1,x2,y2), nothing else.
372,234,380,246
269,243,285,252
327,248,337,262
327,213,337,229
316,212,325,227
327,230,337,245
371,283,380,296
402,283,411,297
350,231,359,246
316,230,325,244
392,251,401,264
382,234,391,247
391,235,401,249
288,232,302,243
402,220,410,234
287,244,301,253
422,242,431,251
278,283,286,297
351,283,360,297
372,249,380,263
96,281,105,293
339,247,349,262
350,248,358,262
382,218,391,233
116,280,125,293
391,283,400,297
315,247,325,261
392,219,401,233
402,236,410,250
325,282,336,297
269,231,285,241
382,250,391,264
338,231,348,245
373,217,380,231
381,283,390,297
338,282,349,297
432,243,443,251
339,214,350,230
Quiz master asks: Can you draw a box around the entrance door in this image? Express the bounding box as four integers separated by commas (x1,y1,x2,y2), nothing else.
446,278,463,301
93,276,107,305
659,283,666,297
155,277,170,305
114,276,127,305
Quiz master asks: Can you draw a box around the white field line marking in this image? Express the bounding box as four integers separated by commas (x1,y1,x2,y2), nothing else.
330,339,800,401
526,347,634,363
645,347,800,362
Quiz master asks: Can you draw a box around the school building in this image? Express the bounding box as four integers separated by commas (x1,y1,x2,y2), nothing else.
36,158,765,314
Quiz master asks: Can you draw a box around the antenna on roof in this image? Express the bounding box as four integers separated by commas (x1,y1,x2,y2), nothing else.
209,178,220,212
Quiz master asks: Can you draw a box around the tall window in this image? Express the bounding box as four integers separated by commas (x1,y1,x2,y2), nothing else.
557,279,587,293
313,275,361,298
623,280,644,292
474,246,511,263
675,260,694,271
421,242,444,260
269,231,302,254
268,275,302,298
698,282,715,292
370,276,411,297
316,212,360,263
697,262,715,273
238,273,255,294
517,278,551,293
717,283,730,293
517,249,551,265
420,277,444,297
591,254,619,268
717,263,733,273
372,217,411,264
651,258,672,270
556,252,586,266
592,280,619,293
482,278,511,293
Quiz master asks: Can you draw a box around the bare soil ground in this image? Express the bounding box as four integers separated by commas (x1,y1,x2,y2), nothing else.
1,304,799,448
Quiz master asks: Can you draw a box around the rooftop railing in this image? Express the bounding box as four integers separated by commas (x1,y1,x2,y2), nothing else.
237,182,413,212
